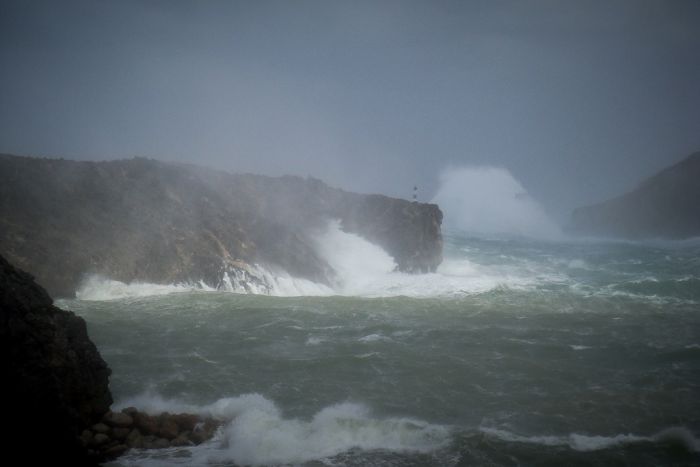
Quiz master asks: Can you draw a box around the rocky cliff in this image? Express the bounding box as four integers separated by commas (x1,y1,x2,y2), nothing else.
0,253,112,465
570,152,700,239
0,154,442,297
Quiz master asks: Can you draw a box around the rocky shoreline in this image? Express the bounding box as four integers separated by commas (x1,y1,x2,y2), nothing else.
83,407,222,461
0,154,443,298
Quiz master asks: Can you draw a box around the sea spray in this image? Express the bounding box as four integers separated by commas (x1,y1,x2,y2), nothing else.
432,166,561,238
76,222,548,300
111,392,451,466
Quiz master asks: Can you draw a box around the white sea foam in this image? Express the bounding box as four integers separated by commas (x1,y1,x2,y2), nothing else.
112,392,451,466
305,336,325,346
570,345,592,351
358,333,392,343
75,276,210,301
480,426,700,452
311,220,540,298
75,264,332,301
76,220,551,301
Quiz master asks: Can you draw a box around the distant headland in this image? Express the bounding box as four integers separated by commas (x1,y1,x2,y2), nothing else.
569,151,700,240
0,154,443,298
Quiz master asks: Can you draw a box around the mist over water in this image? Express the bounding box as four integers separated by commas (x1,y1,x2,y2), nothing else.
432,167,561,239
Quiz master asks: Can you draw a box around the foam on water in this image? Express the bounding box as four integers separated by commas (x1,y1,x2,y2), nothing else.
112,392,451,466
75,221,545,300
75,276,210,301
480,426,700,453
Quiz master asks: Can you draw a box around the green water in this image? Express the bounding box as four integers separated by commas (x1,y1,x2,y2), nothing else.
59,234,700,466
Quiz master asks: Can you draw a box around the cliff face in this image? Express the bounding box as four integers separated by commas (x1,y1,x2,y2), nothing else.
570,152,700,239
0,254,112,465
0,154,442,297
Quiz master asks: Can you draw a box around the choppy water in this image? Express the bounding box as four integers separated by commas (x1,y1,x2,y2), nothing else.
58,232,700,466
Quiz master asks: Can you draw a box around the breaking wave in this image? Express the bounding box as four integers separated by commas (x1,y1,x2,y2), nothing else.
432,166,561,238
76,221,544,301
113,392,451,466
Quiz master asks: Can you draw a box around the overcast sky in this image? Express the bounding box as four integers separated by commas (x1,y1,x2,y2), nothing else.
1,0,699,220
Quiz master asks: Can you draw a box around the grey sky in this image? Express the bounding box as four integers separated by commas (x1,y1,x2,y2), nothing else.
1,0,699,220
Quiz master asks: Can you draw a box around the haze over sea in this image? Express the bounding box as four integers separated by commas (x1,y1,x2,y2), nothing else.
57,168,700,466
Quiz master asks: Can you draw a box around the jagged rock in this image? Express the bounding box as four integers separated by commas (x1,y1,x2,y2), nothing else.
0,254,112,465
570,151,700,239
0,154,443,297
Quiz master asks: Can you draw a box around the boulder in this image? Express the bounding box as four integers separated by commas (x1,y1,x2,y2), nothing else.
92,433,110,446
104,444,129,458
111,427,131,441
91,423,110,434
134,412,159,435
159,418,180,440
103,411,134,428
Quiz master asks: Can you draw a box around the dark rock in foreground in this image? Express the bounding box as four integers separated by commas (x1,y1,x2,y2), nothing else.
0,254,112,465
570,152,700,239
0,254,224,464
0,154,443,297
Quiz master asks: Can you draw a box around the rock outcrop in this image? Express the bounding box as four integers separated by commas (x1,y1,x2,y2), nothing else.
0,154,443,297
569,152,700,239
0,253,112,465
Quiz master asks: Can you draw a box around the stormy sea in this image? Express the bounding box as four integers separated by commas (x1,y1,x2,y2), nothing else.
57,226,700,467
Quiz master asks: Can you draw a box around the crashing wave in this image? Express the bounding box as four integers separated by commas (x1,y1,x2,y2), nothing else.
113,392,451,466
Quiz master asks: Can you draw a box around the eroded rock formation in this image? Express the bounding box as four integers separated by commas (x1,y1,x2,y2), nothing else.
0,154,443,297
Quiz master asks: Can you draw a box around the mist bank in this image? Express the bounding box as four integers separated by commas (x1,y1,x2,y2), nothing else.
0,154,442,298
569,152,700,240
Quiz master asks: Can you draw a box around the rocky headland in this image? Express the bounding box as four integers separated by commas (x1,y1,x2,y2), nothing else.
0,154,443,297
570,151,700,239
